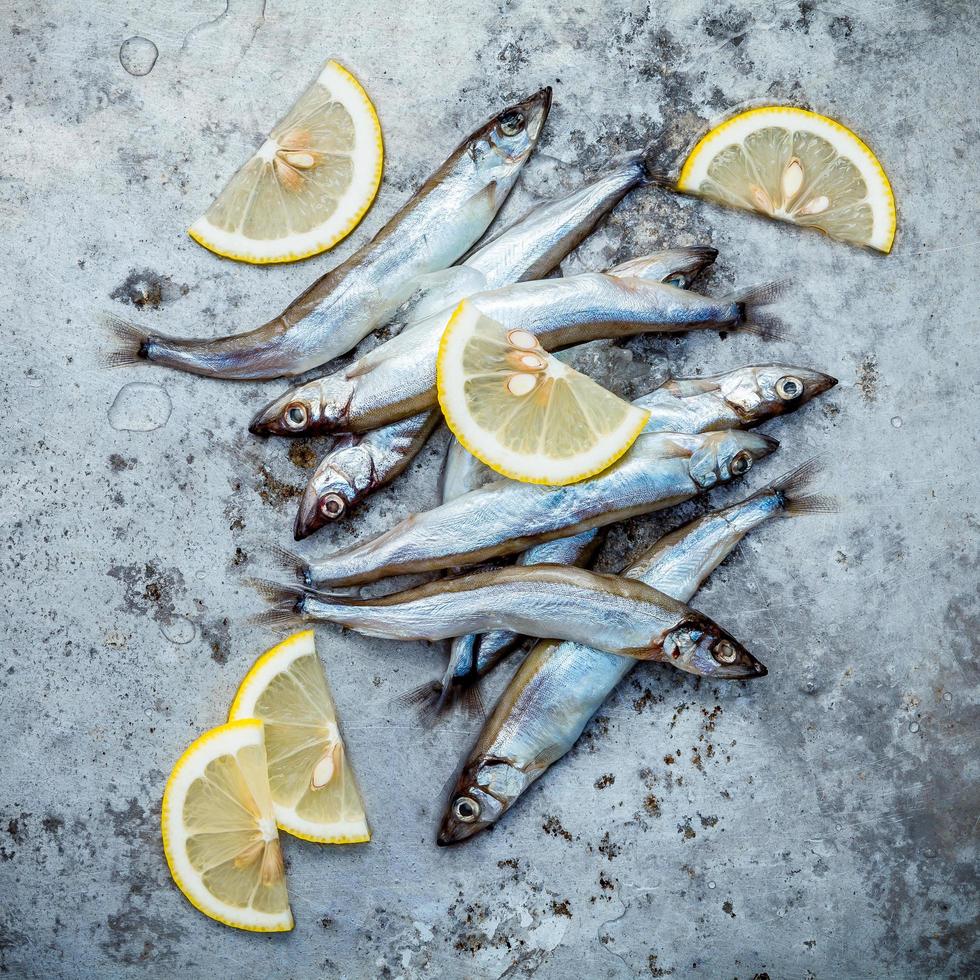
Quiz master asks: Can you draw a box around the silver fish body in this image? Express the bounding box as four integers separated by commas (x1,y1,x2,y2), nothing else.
437,459,834,844
288,429,777,588
467,529,605,674
276,564,763,673
248,258,751,436
111,90,551,380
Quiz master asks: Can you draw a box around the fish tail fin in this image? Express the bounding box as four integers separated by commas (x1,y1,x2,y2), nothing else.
245,577,313,630
726,279,791,341
766,455,839,516
392,680,446,728
268,544,311,584
393,677,486,728
639,152,675,188
103,314,151,368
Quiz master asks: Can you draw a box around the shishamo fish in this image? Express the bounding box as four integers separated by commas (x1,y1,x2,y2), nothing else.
437,458,836,845
107,89,552,380
272,429,778,588
249,272,785,435
292,246,720,536
251,564,766,677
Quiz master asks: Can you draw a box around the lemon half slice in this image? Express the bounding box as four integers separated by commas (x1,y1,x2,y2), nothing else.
678,106,895,253
229,631,370,844
161,719,293,932
437,301,650,485
189,60,383,264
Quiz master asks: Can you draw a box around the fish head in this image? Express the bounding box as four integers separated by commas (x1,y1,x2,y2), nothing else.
248,377,350,437
615,246,719,288
714,365,838,424
687,430,779,489
663,616,767,680
436,755,530,846
294,442,371,539
475,88,552,177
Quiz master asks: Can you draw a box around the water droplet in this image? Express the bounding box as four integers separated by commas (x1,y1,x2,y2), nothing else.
707,881,716,890
835,824,843,832
270,68,285,81
119,36,158,76
942,692,952,702
908,721,920,734
24,368,42,389
108,382,172,431
776,908,785,918
161,616,195,645
890,416,903,428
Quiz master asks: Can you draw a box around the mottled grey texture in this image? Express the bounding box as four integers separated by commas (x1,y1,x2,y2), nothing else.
1,1,977,977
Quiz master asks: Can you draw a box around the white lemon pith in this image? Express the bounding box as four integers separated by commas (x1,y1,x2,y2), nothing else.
161,720,294,932
189,60,383,264
229,630,370,844
678,106,895,253
437,301,650,485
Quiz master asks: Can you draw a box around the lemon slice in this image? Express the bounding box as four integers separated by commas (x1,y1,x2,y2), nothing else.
678,106,895,253
437,301,650,485
189,60,383,264
161,719,293,932
229,630,370,844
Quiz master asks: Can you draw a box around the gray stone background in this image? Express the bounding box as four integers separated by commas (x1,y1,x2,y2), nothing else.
1,1,977,977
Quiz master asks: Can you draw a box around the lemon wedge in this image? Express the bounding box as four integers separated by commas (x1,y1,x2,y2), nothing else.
229,630,370,844
161,719,293,932
437,301,650,485
678,106,895,253
189,60,383,264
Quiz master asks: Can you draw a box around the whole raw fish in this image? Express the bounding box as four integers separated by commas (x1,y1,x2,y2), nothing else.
293,246,720,536
107,89,552,380
272,428,778,588
252,564,766,677
248,274,784,436
437,458,835,844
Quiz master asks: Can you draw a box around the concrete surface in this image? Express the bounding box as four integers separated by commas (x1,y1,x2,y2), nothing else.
1,1,977,977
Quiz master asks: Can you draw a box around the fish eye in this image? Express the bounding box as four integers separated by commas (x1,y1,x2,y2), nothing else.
499,110,525,136
775,376,804,401
665,275,687,288
318,492,346,520
730,450,753,475
713,639,739,665
453,796,481,823
284,402,308,429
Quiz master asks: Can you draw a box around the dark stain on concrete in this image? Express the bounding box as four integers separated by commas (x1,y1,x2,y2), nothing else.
287,441,320,470
110,268,189,310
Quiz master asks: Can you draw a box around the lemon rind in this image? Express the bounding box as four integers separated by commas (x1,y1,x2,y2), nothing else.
677,105,895,253
161,719,294,933
229,630,371,844
188,60,384,264
436,302,652,486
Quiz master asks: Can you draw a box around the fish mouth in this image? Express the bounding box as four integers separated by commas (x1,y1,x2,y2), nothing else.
515,86,552,142
248,398,282,436
808,370,838,398
294,482,328,541
752,432,780,458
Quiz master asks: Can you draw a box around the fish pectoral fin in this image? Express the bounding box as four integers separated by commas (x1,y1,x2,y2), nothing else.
662,377,723,398
657,437,696,460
